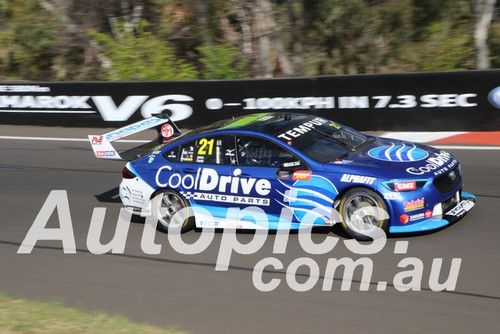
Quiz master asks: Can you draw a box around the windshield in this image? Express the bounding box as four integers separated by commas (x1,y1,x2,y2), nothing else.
275,117,367,163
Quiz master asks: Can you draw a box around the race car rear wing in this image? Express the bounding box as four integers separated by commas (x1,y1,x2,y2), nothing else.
88,114,181,160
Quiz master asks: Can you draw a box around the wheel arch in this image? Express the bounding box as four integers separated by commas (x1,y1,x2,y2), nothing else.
333,184,393,217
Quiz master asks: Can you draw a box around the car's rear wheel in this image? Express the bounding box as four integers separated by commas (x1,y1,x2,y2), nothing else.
338,187,389,240
151,190,195,233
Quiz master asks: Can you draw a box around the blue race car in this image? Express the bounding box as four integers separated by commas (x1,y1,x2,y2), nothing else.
89,112,475,239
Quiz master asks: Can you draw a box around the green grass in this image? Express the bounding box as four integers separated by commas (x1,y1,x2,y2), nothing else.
0,293,187,333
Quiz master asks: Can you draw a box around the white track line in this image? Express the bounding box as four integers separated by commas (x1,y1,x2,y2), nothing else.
431,145,500,150
380,131,466,143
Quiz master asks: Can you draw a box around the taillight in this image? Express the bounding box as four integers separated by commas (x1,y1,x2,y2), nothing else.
122,166,136,179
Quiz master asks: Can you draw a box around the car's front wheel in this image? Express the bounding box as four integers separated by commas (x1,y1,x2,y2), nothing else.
338,187,389,240
151,190,195,233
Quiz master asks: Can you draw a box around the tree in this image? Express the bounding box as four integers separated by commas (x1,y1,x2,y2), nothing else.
474,0,496,69
1,0,61,80
92,20,198,80
198,44,248,79
302,0,413,74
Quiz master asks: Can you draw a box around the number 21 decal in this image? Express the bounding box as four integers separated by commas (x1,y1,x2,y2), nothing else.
198,138,214,155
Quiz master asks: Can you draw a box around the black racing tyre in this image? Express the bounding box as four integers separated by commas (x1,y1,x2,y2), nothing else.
151,189,195,233
338,187,389,240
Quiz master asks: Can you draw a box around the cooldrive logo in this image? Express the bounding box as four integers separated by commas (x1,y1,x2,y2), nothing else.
0,94,194,122
406,151,453,175
488,87,500,109
155,166,272,196
368,144,428,162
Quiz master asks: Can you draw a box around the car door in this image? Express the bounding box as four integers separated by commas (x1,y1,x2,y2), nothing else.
173,134,235,227
233,134,311,228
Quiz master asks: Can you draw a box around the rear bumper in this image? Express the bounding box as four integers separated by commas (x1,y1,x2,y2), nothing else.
119,163,155,216
389,191,476,233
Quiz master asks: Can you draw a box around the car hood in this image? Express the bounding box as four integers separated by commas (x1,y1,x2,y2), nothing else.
322,136,457,179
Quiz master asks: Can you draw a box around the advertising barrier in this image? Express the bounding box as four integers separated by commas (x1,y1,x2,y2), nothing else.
1,70,499,130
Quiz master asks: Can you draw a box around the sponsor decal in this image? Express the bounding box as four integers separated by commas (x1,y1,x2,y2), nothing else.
121,186,146,205
156,167,272,196
283,161,301,168
409,213,425,222
384,192,402,200
425,209,432,219
147,155,155,163
400,212,427,223
198,220,220,227
105,117,166,141
488,86,500,109
446,200,475,217
403,197,425,212
161,123,174,138
121,186,131,201
369,143,428,162
292,170,312,181
340,174,376,185
406,151,454,175
329,121,341,129
91,135,103,145
131,189,146,205
184,192,270,206
277,117,329,141
394,181,416,191
95,150,116,157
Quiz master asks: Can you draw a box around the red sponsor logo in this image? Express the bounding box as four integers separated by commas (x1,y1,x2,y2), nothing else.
292,170,311,181
403,197,425,211
161,124,174,138
425,209,432,219
400,214,409,224
91,136,103,144
95,150,115,157
394,181,416,191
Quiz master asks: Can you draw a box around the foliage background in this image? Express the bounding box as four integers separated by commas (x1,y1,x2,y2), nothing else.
0,0,498,81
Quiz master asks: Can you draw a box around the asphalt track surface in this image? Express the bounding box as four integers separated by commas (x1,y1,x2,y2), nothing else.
1,126,499,334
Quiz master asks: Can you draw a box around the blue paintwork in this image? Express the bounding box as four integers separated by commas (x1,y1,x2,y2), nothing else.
128,113,475,234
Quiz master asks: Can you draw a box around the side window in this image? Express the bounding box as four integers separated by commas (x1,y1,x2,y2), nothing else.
177,135,233,165
236,136,301,168
163,148,178,162
179,140,196,163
